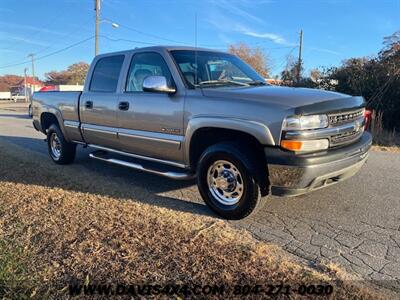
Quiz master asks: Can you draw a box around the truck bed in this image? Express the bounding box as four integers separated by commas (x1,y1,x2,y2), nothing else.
32,91,82,123
32,91,83,143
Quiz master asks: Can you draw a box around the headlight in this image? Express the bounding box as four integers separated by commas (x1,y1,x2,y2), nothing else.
283,114,329,131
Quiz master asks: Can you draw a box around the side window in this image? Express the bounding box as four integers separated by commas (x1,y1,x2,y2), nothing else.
126,52,173,92
89,55,124,92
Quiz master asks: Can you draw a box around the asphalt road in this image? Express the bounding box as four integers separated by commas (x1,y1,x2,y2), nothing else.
1,102,399,291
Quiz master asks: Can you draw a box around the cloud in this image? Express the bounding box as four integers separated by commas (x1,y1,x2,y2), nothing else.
204,1,293,47
233,24,296,46
239,29,287,45
0,31,49,47
8,36,49,47
208,0,266,24
308,46,340,55
0,21,62,36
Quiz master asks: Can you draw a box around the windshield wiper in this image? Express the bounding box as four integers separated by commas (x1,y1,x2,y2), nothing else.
198,80,249,87
247,80,267,86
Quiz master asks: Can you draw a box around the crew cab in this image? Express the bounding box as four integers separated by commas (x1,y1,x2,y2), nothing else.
32,46,372,219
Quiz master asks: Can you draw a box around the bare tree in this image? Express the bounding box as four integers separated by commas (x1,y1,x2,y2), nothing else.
228,43,270,78
281,54,301,83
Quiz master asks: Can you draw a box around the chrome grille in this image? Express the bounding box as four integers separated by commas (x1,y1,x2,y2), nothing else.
328,108,365,147
330,128,364,146
329,109,364,126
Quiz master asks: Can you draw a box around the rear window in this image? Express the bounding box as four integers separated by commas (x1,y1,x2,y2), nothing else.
89,55,124,92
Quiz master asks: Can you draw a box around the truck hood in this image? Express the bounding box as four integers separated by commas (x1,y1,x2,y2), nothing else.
201,85,351,109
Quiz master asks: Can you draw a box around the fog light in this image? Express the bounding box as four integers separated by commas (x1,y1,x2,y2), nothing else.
281,139,329,152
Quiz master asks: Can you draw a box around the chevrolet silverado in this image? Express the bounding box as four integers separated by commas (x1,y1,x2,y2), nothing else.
32,46,372,219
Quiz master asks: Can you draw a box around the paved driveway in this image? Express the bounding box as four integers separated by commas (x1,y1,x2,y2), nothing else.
1,102,399,291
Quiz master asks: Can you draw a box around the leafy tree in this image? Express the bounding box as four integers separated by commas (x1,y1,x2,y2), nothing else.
228,43,270,78
310,68,322,82
312,32,400,130
67,62,90,85
0,75,24,91
45,62,89,85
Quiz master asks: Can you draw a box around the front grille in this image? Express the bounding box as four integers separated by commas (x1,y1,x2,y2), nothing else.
329,109,364,126
328,108,365,147
330,128,364,146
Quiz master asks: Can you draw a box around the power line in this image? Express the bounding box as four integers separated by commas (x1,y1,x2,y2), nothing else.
1,10,69,52
99,35,158,46
34,25,92,56
104,17,190,45
106,17,298,49
0,36,94,69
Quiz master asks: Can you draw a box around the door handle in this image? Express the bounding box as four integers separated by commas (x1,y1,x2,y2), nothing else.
118,101,130,111
85,101,93,109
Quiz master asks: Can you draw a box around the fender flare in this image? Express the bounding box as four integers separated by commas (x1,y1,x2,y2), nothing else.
183,116,275,166
39,105,71,142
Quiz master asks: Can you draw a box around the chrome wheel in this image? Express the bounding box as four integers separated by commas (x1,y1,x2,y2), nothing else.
207,160,244,205
50,132,62,159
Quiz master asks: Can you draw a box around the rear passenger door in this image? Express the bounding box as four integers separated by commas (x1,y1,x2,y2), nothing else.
117,51,185,164
80,54,124,149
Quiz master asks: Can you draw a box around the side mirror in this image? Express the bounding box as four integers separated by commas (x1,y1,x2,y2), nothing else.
142,76,176,94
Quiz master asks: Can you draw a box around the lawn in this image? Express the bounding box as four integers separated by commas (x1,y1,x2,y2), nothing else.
0,138,392,299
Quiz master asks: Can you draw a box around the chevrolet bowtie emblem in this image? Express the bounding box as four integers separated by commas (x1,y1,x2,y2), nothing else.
354,121,361,132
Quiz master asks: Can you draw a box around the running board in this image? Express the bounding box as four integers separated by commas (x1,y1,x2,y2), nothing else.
89,151,195,180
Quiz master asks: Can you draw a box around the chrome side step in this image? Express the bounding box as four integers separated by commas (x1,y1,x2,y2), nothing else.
89,151,195,180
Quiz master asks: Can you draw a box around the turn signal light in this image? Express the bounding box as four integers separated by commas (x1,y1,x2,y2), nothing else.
281,139,329,152
281,140,303,151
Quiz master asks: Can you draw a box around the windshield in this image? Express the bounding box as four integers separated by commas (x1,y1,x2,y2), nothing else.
170,50,266,88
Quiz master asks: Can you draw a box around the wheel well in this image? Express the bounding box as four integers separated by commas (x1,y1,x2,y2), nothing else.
189,127,269,195
40,113,59,133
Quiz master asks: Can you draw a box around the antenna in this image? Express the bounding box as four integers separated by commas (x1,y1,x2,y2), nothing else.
194,12,198,86
195,12,197,48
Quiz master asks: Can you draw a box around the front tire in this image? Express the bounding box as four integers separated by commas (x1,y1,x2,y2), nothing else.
47,124,76,164
197,142,266,220
28,105,33,118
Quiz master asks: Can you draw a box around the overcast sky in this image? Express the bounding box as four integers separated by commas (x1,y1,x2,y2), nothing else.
0,0,399,79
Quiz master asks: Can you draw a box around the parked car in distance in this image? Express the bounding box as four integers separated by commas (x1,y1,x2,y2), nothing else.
32,46,372,219
0,91,11,100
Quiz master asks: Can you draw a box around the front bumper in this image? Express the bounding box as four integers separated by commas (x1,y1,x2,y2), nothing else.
265,131,372,197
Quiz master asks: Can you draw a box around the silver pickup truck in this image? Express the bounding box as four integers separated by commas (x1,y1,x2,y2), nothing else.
32,46,372,219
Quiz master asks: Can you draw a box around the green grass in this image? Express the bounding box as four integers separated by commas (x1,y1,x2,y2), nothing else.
0,239,37,299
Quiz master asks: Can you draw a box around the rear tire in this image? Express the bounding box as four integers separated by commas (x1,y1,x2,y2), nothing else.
197,142,267,220
47,124,76,164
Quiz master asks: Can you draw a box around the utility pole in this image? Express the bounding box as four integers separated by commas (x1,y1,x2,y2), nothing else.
28,54,35,92
95,0,100,56
24,68,28,103
297,29,303,83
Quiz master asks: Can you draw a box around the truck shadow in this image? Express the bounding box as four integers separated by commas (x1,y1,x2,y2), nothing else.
0,135,215,218
0,113,31,119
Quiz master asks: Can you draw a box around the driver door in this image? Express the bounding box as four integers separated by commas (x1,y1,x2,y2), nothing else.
117,51,185,164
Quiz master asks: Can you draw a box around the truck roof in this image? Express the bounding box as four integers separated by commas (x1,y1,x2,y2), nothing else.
95,45,226,58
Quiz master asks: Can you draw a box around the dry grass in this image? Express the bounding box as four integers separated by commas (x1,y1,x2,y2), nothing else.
370,110,399,147
0,139,392,299
371,145,400,153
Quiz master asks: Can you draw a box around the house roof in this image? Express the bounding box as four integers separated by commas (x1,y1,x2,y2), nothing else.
17,76,43,86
